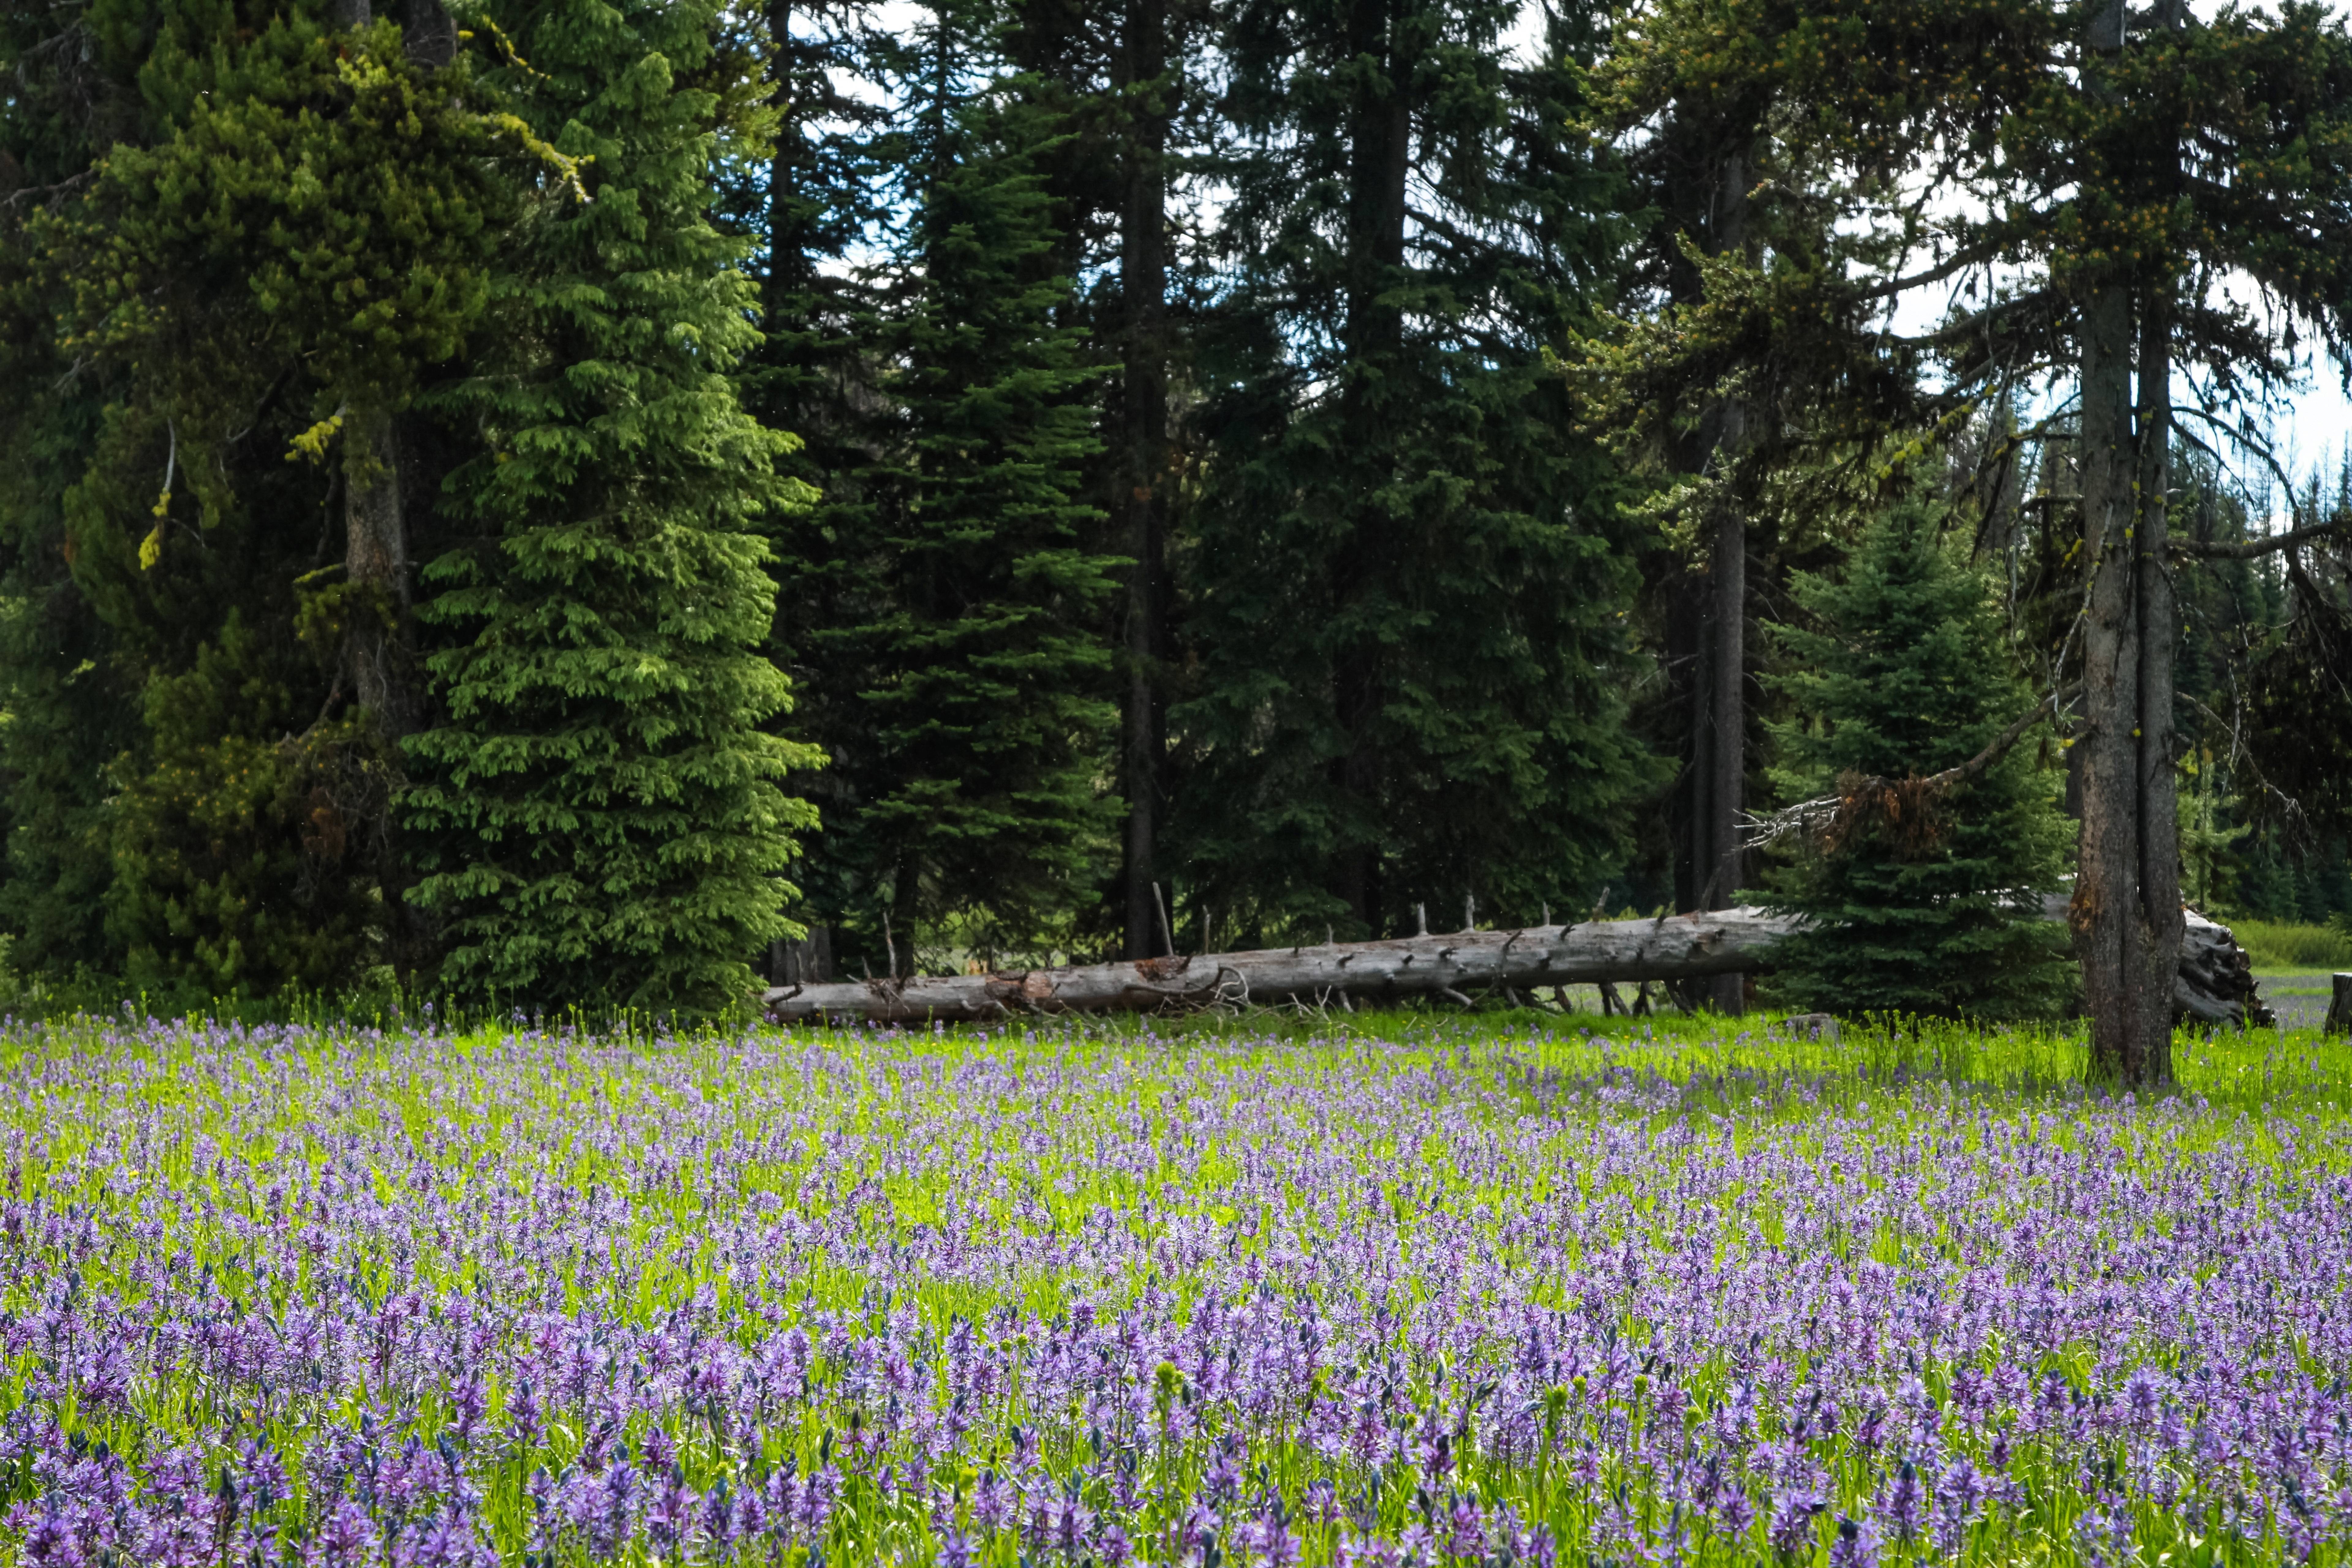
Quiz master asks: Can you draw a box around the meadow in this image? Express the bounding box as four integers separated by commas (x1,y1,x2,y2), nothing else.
2,1010,2349,1567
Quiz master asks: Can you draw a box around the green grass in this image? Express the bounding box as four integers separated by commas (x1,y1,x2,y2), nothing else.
3,1010,2350,1567
2227,916,2352,970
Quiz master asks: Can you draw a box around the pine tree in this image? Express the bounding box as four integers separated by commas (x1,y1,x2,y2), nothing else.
778,3,1120,973
401,0,821,1016
1174,0,1654,941
1760,503,2074,1021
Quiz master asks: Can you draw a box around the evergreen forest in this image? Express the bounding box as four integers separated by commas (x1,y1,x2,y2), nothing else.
5,0,2352,1030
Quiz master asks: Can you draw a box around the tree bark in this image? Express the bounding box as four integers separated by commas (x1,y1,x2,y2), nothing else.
1660,130,1753,1006
760,903,2267,1025
1706,450,1747,1013
344,402,413,733
2132,303,2183,1082
1118,0,1169,959
2072,0,2175,1089
2073,275,2151,1083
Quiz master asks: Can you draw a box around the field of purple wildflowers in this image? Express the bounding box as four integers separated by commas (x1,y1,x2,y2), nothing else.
2,1012,2350,1568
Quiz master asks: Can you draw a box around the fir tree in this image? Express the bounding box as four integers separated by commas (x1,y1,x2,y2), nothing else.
1174,0,1654,940
780,7,1120,972
402,0,821,1015
1760,503,2074,1022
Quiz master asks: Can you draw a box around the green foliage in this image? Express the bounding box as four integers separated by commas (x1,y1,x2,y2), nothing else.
401,0,821,1017
0,0,507,992
780,13,1121,962
106,614,383,993
2228,918,2352,972
1174,0,1656,940
1761,502,2075,1020
40,3,496,553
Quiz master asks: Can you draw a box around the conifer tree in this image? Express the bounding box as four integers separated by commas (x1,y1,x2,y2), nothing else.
1760,503,2074,1021
402,0,821,1015
1,0,492,994
1175,0,1654,940
778,3,1120,972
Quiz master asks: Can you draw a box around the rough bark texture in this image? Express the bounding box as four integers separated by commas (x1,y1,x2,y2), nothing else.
1118,0,1170,959
764,904,2270,1025
1660,135,1753,1012
1706,475,1747,1013
343,402,413,731
2069,0,2177,1089
2073,269,2156,1082
2132,308,2185,1072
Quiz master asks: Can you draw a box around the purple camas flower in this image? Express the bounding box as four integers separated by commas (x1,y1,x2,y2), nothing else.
1202,1445,1244,1508
1769,1489,1822,1560
1884,1460,1922,1542
310,1499,379,1568
1444,1494,1485,1560
1827,1515,1878,1568
0,1021,2344,1568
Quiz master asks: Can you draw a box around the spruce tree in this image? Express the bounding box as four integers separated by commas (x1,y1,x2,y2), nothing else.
1760,503,2074,1021
402,0,820,1015
1174,0,1654,940
778,5,1120,973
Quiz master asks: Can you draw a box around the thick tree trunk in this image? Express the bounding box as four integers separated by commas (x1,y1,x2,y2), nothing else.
2074,280,2156,1084
761,904,2267,1025
344,403,413,732
1118,0,1170,959
1661,135,1752,1008
2072,0,2173,1088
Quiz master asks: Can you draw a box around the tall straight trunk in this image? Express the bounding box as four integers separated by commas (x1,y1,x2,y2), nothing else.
1706,450,1747,1012
328,0,409,733
1700,152,1751,1010
2072,0,2173,1087
2132,306,2181,1084
1328,0,1410,933
1118,0,1170,959
2074,278,2146,1080
336,0,435,976
344,402,412,732
1684,576,1721,922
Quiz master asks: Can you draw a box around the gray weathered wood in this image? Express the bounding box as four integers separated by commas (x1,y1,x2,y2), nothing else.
763,903,2270,1027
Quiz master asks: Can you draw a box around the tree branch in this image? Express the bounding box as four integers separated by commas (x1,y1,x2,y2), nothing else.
2170,518,2346,559
1742,682,2080,851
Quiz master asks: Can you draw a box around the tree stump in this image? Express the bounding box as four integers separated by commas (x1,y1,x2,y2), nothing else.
2328,974,2352,1038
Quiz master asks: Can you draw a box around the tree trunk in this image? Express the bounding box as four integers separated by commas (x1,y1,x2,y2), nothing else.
2073,278,2153,1084
2132,304,2183,1081
344,402,413,732
1706,453,1747,1013
2072,0,2173,1088
1118,0,1170,959
1660,128,1753,1004
761,903,2268,1025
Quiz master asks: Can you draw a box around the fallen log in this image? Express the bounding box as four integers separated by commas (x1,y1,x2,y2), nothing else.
764,903,2273,1028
